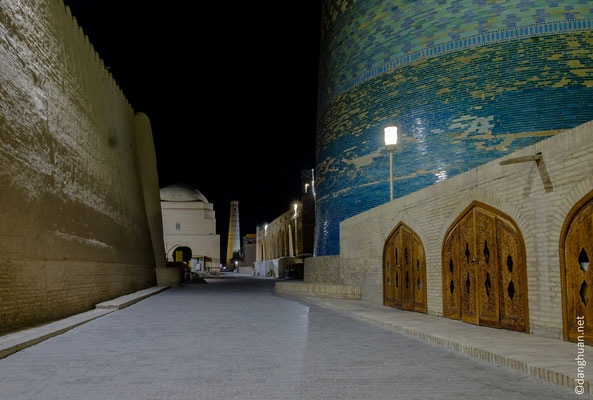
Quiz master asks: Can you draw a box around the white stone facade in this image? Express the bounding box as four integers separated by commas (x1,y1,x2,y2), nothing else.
161,186,220,266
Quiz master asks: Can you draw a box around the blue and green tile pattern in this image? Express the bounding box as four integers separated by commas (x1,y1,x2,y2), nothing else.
315,0,593,256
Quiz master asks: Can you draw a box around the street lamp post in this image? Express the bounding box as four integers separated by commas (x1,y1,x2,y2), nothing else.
384,126,398,201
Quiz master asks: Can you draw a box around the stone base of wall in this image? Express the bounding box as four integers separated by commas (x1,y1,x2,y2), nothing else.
304,255,341,284
155,266,182,288
0,260,156,334
275,281,360,300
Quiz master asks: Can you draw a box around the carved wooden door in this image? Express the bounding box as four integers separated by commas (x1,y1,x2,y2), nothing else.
443,225,461,319
392,231,403,308
384,224,427,313
383,239,395,307
564,199,593,344
412,234,427,313
401,227,414,311
497,217,527,332
459,210,478,325
443,204,527,332
475,208,500,328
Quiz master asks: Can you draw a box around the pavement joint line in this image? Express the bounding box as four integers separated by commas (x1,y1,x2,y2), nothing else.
0,285,170,360
278,292,593,397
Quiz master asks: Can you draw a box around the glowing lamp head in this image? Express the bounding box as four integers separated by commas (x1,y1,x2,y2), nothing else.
384,126,398,146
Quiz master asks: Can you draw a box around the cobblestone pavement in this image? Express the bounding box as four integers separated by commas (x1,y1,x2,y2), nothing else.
0,277,578,399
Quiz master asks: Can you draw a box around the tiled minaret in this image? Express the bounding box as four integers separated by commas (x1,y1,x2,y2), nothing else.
226,200,240,267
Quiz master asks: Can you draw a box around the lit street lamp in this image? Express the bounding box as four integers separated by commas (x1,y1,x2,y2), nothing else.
384,126,398,201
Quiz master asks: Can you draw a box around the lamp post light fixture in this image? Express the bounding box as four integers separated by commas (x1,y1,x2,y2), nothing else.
384,126,398,201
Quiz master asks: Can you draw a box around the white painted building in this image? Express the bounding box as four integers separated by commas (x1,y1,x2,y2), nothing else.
160,184,220,269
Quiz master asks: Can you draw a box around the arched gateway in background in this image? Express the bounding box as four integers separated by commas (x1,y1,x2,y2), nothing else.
160,184,221,270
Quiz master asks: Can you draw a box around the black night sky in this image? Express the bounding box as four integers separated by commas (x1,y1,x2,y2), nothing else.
63,1,321,262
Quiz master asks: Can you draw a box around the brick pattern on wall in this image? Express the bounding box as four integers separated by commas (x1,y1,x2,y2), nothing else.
304,255,341,284
0,0,156,333
337,121,593,339
315,23,593,256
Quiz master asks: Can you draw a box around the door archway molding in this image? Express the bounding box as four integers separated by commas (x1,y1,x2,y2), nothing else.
438,189,530,248
555,176,593,240
383,211,429,250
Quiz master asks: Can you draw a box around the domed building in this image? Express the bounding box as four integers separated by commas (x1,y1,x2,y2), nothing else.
160,184,220,270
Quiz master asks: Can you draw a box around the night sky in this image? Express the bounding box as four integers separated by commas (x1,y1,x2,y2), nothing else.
62,1,321,262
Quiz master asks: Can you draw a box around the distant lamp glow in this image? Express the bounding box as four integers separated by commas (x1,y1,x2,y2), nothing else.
264,224,268,233
384,125,398,201
293,203,298,216
304,183,310,193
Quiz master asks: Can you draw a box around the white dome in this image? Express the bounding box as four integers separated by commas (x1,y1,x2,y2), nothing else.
160,184,208,202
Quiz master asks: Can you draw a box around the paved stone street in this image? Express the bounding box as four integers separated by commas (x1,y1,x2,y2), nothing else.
0,276,578,399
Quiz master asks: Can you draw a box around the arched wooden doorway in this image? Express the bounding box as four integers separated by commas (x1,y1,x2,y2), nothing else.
383,223,427,313
561,190,593,344
442,202,528,332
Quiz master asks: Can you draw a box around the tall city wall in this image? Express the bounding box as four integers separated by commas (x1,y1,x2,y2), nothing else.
315,0,593,256
0,0,161,333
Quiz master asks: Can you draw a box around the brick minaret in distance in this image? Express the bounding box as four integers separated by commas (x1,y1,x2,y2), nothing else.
226,200,240,267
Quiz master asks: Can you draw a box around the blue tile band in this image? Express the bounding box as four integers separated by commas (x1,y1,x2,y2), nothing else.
315,26,593,256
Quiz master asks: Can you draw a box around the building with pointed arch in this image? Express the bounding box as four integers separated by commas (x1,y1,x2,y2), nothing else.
160,184,220,268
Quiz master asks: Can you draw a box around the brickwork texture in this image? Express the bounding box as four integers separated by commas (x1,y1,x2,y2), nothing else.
315,0,593,256
304,255,341,284
335,121,593,339
0,0,160,333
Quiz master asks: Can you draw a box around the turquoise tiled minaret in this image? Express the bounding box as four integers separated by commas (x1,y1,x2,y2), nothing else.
315,0,593,256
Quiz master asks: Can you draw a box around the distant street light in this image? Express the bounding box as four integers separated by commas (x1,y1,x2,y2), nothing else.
384,126,398,201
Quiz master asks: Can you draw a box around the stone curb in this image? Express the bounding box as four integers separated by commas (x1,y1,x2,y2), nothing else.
0,285,169,360
95,285,169,309
290,295,592,397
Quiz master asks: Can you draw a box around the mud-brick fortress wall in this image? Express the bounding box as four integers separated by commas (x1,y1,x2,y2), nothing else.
0,0,161,333
337,121,593,339
315,0,593,256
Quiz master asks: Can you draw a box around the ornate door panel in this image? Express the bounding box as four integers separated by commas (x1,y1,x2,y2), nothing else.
459,210,478,325
383,223,427,314
497,217,527,332
413,235,427,313
442,225,460,319
475,208,500,328
392,231,402,308
564,198,593,344
383,239,395,307
401,227,414,311
443,202,527,333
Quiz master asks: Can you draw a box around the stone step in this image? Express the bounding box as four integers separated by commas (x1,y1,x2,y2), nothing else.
275,281,361,299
